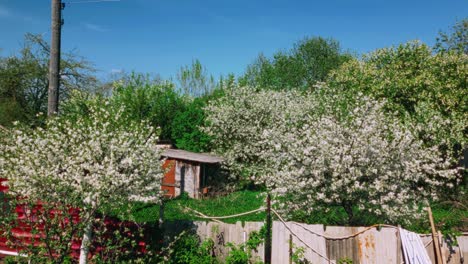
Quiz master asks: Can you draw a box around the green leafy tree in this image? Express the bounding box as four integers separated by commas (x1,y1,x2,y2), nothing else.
177,59,216,97
239,37,352,90
293,37,352,86
111,73,187,141
327,41,467,159
435,18,468,54
0,33,97,127
171,87,227,153
171,97,212,152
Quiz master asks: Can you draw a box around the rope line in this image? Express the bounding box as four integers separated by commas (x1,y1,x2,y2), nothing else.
272,208,335,264
292,221,398,240
182,206,222,223
183,206,265,221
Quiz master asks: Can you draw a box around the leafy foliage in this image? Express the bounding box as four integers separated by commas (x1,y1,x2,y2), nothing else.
435,18,468,54
111,73,186,141
239,37,352,90
177,59,216,97
327,41,467,189
0,33,96,127
0,97,164,263
171,97,213,152
171,87,227,152
328,41,467,119
225,228,265,264
166,233,218,264
204,86,460,224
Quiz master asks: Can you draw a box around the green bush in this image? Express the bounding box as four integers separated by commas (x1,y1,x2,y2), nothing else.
111,73,187,141
171,97,212,152
167,233,218,264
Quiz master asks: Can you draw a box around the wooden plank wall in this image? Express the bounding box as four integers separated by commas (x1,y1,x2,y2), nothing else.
162,221,265,262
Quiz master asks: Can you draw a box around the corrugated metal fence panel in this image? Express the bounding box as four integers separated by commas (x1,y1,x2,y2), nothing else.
400,228,432,264
272,221,328,264
271,223,467,264
325,226,361,263
271,223,401,264
355,227,401,264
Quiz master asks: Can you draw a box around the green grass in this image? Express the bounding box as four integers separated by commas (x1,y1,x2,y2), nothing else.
114,191,467,234
406,202,468,234
122,191,266,224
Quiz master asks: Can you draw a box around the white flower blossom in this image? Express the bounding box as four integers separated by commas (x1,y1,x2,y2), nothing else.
204,86,461,222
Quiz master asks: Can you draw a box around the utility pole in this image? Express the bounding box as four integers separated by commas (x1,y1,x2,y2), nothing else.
48,0,64,116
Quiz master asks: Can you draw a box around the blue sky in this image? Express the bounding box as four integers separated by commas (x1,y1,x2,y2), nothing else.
0,0,466,80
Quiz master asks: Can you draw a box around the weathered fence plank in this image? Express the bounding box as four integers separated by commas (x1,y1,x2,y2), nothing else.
271,222,465,264
162,221,466,263
162,221,264,262
456,235,468,263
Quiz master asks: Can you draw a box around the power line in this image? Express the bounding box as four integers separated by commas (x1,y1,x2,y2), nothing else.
66,0,120,4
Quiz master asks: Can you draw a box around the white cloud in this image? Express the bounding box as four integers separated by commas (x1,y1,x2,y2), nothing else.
111,69,123,74
83,23,108,32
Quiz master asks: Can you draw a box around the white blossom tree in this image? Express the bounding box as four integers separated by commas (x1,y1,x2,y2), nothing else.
0,97,164,263
204,86,460,223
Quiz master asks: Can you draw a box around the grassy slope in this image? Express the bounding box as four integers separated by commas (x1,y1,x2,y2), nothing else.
118,191,466,234
126,191,266,224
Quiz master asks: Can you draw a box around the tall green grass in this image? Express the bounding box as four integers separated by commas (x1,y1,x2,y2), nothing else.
115,191,466,234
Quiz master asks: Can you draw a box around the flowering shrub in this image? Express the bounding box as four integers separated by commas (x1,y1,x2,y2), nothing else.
204,86,460,223
0,97,164,263
327,41,467,165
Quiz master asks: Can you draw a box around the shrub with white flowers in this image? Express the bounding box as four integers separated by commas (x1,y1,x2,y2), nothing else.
204,86,460,223
327,41,467,166
0,98,164,263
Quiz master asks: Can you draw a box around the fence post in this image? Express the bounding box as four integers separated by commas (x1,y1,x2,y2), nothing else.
289,233,293,264
265,193,272,263
428,206,443,264
159,199,165,228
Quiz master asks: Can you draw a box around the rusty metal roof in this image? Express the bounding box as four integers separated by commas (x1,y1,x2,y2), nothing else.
162,149,223,164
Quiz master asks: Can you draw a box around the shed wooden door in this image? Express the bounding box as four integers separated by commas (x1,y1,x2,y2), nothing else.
162,159,176,198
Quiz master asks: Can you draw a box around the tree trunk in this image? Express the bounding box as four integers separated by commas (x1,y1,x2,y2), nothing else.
79,221,93,264
343,202,354,225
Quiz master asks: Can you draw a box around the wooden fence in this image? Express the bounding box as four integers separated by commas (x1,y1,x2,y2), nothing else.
163,220,468,263
162,220,265,261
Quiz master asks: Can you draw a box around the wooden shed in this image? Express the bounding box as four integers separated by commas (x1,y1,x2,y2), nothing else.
161,149,223,199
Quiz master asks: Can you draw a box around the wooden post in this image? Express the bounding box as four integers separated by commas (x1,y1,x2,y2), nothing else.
289,233,293,264
48,0,63,116
159,199,165,229
265,193,272,264
428,206,443,264
438,231,447,264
